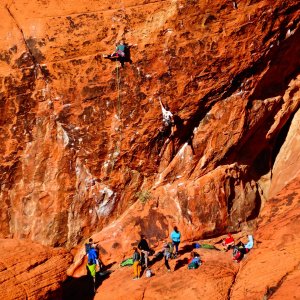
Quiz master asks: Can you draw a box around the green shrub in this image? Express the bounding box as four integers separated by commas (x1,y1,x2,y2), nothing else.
136,190,152,204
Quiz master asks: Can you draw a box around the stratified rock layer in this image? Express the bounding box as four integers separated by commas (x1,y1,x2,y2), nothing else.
0,239,72,300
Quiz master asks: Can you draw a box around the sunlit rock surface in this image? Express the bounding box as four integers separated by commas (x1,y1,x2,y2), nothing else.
0,0,300,298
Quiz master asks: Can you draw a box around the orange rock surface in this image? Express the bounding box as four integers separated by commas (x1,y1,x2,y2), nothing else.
0,238,72,300
0,0,300,298
230,175,300,299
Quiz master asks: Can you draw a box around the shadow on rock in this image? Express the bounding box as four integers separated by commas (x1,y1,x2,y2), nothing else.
174,257,189,271
62,270,111,300
178,244,194,255
149,252,164,266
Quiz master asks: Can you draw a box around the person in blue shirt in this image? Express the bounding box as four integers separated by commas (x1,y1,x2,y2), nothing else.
188,251,201,269
244,235,254,249
88,247,98,265
104,40,126,58
170,226,181,256
109,40,126,58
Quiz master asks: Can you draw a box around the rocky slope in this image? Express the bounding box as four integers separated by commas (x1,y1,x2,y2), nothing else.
0,239,72,300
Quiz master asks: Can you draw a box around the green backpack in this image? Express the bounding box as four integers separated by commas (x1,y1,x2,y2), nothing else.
200,244,215,249
120,258,134,267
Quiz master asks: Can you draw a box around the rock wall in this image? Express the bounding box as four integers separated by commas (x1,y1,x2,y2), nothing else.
0,0,299,248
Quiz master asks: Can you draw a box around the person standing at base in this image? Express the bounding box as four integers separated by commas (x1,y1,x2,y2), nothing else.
86,260,97,293
132,247,141,280
170,226,181,256
163,242,171,272
138,234,150,268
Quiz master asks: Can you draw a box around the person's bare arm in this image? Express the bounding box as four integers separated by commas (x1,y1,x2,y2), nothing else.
159,97,164,110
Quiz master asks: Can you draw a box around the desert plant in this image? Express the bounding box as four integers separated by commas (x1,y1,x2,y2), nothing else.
136,190,152,204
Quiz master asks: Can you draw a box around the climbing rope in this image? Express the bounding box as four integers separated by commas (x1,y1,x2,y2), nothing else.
109,60,123,173
116,60,121,119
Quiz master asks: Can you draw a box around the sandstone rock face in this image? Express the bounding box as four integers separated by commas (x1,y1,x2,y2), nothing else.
269,101,300,198
0,238,72,300
1,0,300,298
0,0,299,251
230,175,300,299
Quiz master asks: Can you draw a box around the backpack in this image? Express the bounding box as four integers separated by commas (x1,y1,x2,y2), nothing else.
88,248,98,264
200,244,215,249
193,243,201,249
149,248,155,256
85,243,92,255
232,246,243,262
188,262,200,269
168,242,175,258
120,258,134,267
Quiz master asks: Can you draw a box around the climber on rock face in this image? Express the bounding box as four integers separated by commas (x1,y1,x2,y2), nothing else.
111,40,126,58
103,40,133,67
158,97,176,158
159,97,174,128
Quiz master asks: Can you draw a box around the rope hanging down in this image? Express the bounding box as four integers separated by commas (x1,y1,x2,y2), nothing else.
116,61,121,119
109,60,123,173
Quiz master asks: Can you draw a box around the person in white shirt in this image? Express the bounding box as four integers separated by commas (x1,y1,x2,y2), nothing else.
158,98,175,158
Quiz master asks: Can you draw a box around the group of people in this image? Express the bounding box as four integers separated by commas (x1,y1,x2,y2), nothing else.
84,229,254,292
222,233,254,262
132,226,181,279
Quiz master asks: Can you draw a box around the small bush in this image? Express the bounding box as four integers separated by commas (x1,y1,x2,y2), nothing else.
136,190,152,204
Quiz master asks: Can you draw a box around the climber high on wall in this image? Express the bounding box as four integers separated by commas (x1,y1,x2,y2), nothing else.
103,40,133,67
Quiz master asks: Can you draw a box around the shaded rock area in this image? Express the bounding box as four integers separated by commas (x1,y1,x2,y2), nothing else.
0,239,72,300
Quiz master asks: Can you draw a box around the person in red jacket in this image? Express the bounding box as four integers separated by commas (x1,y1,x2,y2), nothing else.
222,233,235,251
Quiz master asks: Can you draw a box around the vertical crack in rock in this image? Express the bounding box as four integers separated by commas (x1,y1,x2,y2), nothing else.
5,4,49,84
263,262,300,299
227,264,241,300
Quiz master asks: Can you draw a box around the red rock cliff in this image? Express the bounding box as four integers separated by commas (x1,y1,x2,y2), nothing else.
0,0,299,250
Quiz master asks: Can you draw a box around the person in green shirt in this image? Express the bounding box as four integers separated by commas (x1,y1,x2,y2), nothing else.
132,247,141,280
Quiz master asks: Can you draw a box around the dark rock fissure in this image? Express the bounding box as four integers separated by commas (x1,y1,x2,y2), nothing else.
5,4,50,83
271,109,297,168
172,23,300,166
250,25,300,100
263,262,300,299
